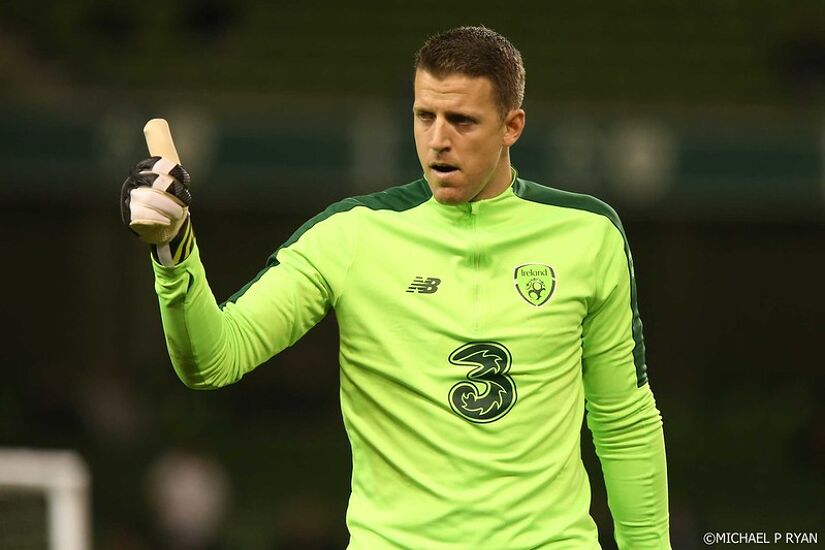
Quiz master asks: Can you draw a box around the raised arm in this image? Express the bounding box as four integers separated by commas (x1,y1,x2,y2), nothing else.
121,155,358,389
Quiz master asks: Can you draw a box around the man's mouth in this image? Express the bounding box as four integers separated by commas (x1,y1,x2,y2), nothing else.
430,163,459,175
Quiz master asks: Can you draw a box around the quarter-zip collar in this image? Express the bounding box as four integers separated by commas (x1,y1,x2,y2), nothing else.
425,167,519,223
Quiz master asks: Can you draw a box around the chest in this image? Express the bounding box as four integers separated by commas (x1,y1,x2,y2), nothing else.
338,213,599,345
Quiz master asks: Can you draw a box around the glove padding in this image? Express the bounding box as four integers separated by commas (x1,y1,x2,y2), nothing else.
121,157,195,266
121,157,192,244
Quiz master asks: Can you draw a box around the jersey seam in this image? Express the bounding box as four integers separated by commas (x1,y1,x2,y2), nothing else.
588,219,610,315
588,221,621,317
335,206,360,307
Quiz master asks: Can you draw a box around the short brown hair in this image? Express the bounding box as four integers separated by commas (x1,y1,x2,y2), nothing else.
414,26,526,118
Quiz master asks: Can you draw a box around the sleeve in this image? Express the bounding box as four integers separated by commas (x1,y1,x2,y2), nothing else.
151,206,359,389
581,218,671,549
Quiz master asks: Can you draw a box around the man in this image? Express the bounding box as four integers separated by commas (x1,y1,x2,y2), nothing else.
122,26,670,549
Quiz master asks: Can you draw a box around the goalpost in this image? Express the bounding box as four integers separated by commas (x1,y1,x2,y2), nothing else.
0,448,91,550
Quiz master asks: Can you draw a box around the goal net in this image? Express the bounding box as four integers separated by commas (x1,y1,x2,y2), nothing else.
0,449,90,550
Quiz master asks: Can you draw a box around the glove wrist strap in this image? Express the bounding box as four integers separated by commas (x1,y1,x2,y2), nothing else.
151,215,195,267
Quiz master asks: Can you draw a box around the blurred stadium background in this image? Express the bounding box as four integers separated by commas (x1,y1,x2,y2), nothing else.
1,1,823,548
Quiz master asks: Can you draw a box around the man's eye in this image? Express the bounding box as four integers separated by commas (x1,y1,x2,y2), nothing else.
451,116,475,126
416,112,434,121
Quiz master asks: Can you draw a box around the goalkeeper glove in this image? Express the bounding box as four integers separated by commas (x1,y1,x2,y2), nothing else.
121,157,194,267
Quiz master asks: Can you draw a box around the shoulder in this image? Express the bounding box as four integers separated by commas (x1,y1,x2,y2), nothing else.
309,178,430,225
280,178,432,250
340,178,433,213
512,177,625,236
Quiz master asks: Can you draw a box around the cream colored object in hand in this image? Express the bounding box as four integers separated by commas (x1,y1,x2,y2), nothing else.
129,119,186,244
143,118,181,164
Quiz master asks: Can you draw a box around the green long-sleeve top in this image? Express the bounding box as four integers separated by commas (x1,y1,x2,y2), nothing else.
152,175,670,549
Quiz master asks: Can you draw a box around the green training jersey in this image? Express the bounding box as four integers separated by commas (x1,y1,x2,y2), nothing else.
152,175,670,549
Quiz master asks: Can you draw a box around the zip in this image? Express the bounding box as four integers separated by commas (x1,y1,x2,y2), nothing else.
469,201,480,334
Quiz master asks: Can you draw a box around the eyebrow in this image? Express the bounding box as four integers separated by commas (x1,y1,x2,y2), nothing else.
413,106,481,122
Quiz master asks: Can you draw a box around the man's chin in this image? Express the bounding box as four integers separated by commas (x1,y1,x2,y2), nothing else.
431,187,469,205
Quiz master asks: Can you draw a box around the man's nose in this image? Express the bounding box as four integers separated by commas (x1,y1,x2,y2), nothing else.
429,118,451,151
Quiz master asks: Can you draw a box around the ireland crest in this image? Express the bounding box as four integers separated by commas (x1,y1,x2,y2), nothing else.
513,263,556,307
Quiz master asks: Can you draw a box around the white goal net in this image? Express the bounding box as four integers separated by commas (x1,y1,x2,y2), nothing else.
0,449,90,550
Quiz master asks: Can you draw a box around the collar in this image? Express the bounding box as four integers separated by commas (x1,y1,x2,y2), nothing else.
426,167,519,219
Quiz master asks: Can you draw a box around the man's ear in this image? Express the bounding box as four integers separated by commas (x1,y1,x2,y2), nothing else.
502,109,526,147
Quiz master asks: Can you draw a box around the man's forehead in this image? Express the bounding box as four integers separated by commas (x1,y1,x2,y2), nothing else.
413,70,495,107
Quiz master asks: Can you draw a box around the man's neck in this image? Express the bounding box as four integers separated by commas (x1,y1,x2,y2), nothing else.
472,157,515,202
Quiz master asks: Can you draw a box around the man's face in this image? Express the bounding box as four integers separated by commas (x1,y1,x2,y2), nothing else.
413,69,524,205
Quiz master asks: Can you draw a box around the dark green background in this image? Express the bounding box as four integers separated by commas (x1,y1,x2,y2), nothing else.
1,1,823,548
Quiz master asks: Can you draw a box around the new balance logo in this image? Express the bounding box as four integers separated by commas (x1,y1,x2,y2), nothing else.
406,276,441,294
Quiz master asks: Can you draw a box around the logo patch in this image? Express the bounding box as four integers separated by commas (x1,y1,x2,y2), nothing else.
406,276,441,294
513,263,556,307
448,341,517,423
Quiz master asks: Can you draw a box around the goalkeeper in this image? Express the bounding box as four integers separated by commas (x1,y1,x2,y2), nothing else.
122,26,671,549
